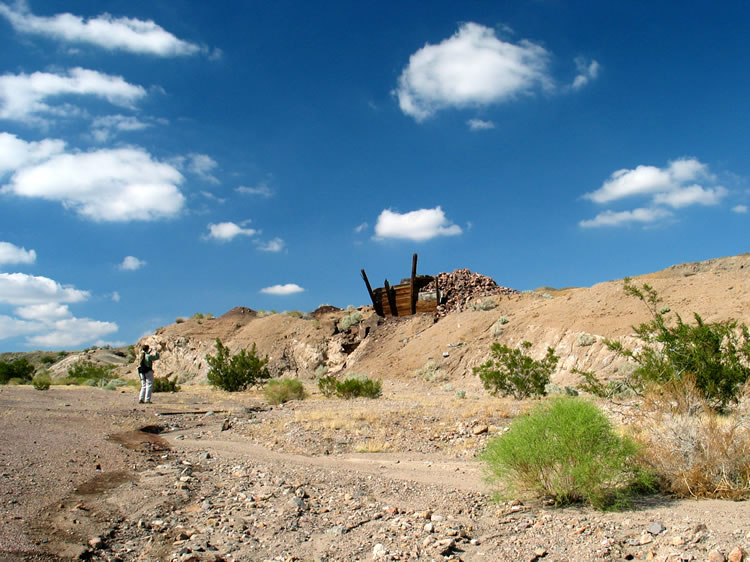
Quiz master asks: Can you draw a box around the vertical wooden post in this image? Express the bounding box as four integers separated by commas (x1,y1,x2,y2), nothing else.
361,269,382,316
384,279,397,317
410,253,418,315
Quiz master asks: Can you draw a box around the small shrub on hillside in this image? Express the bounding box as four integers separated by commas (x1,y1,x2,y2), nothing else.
318,374,338,397
206,339,270,392
470,297,496,311
264,379,306,404
482,397,653,510
338,310,363,332
474,341,558,399
40,355,56,365
317,374,382,399
32,374,51,390
416,360,446,383
314,364,329,378
176,317,185,323
286,310,304,318
0,358,35,384
583,279,750,411
153,375,180,393
67,360,115,386
103,378,129,391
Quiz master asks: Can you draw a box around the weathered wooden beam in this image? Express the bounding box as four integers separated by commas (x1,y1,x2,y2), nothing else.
410,253,418,315
361,269,382,316
384,279,398,317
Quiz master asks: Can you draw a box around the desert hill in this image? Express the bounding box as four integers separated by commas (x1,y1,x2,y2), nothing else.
110,252,750,390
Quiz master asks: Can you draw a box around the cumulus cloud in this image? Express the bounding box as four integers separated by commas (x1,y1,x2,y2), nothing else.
0,132,65,174
205,221,257,242
374,207,462,241
580,158,729,228
119,255,146,271
354,222,368,233
186,153,219,184
0,67,146,123
394,22,551,121
236,183,273,197
15,302,72,321
27,317,117,348
0,272,89,305
1,145,186,221
260,283,304,296
579,207,673,228
467,118,495,131
571,57,600,89
0,2,203,56
257,237,284,252
91,114,150,143
732,205,748,214
0,241,36,265
0,314,41,339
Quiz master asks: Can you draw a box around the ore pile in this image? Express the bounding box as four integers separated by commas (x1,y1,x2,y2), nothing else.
425,269,519,316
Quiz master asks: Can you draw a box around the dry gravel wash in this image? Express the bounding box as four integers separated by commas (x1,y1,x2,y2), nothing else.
1,385,750,562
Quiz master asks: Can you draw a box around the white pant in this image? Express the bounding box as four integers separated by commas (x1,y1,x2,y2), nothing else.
139,370,154,403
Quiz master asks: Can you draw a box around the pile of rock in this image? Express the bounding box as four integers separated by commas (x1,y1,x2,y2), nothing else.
425,269,519,316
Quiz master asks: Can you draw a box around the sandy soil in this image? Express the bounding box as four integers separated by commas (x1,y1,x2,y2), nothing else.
2,384,749,561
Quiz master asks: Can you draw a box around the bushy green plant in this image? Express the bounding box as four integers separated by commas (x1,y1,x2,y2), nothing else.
32,374,51,390
66,360,115,386
482,397,653,509
153,375,180,393
264,379,306,404
582,279,750,411
338,310,363,332
317,374,382,399
474,341,558,399
318,374,338,397
416,360,445,383
40,355,56,365
206,339,270,392
103,378,129,391
0,358,35,384
470,297,496,311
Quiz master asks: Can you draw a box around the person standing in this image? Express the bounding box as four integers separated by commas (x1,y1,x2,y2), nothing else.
137,343,159,404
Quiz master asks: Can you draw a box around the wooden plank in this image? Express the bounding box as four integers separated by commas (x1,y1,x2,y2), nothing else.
410,253,418,315
361,269,382,316
384,279,398,317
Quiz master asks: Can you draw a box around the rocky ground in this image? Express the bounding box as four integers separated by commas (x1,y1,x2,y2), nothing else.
1,384,749,562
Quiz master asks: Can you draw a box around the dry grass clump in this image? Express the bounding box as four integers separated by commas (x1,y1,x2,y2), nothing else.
633,378,750,499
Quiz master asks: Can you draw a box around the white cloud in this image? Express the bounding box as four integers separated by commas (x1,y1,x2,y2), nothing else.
354,222,368,233
27,317,118,348
119,255,146,271
0,132,65,174
0,272,89,305
0,241,36,265
111,291,120,302
205,221,257,242
257,237,284,252
200,190,226,204
0,67,146,123
467,118,495,131
186,153,219,184
0,2,203,56
236,183,273,197
571,57,600,89
15,302,71,321
0,314,42,339
584,159,715,204
580,158,729,229
394,22,551,121
91,114,150,143
260,283,305,296
579,207,672,228
732,205,748,214
374,207,462,241
2,146,186,221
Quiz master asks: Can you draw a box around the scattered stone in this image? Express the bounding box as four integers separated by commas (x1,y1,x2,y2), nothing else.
709,550,727,562
648,521,666,535
373,543,387,558
729,547,746,562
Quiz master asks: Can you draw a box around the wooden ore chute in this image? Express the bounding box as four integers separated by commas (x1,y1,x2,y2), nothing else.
361,253,440,317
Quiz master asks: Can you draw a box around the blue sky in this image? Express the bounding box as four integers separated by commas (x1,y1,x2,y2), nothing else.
1,1,748,351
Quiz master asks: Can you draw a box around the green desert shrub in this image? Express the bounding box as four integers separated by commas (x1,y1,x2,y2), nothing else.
206,339,270,392
153,375,180,393
415,360,446,383
581,279,750,411
67,360,116,386
317,374,381,399
470,297,497,311
39,355,56,365
338,310,363,332
32,374,51,390
0,358,35,384
264,379,306,404
474,341,558,399
482,397,652,510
